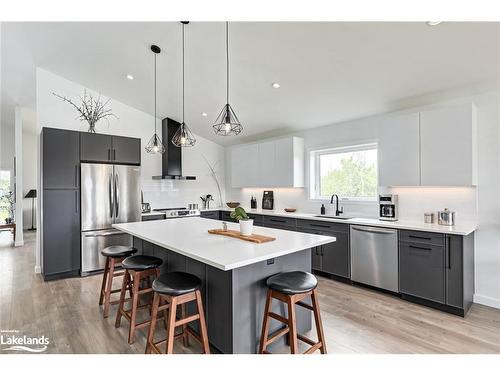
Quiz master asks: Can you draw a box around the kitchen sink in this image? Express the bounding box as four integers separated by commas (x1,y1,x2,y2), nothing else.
314,215,353,220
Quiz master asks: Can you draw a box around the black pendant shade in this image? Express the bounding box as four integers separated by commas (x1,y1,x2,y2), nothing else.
213,21,242,136
172,21,196,147
145,44,166,154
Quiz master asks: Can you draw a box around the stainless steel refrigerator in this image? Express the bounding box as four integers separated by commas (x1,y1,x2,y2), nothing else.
80,163,141,275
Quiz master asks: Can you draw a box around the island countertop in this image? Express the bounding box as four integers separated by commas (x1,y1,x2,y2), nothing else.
113,217,336,271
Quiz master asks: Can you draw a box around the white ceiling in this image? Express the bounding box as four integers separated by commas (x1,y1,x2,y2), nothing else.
2,22,500,145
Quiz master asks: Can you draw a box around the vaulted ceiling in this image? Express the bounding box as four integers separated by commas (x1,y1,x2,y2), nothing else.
2,22,500,144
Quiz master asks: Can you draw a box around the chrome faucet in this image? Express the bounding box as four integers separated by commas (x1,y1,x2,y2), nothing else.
330,194,344,217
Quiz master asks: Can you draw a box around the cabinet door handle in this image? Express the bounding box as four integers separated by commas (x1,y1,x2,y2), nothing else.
445,236,451,269
74,165,78,187
315,248,318,256
409,245,432,251
409,235,432,241
269,218,286,223
113,149,116,160
310,223,330,229
320,246,324,256
75,191,78,213
108,149,111,160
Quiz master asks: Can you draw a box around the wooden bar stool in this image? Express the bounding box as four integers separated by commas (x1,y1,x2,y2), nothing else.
258,271,327,354
115,255,163,344
145,272,210,354
99,245,137,318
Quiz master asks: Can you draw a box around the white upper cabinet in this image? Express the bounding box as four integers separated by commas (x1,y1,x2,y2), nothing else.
230,136,305,188
377,103,477,187
420,104,477,186
378,112,420,186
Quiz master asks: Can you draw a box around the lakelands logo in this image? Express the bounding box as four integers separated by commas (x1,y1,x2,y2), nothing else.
0,330,49,353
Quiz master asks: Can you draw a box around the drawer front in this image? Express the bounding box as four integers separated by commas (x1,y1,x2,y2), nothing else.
200,211,220,220
399,241,445,303
262,215,297,229
142,214,166,221
400,230,444,246
296,219,349,234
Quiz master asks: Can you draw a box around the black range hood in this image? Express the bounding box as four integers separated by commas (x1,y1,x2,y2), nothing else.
152,118,196,180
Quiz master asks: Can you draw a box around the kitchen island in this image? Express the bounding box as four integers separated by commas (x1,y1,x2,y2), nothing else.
113,217,335,354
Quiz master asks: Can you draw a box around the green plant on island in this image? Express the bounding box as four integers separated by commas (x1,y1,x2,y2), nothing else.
230,207,249,221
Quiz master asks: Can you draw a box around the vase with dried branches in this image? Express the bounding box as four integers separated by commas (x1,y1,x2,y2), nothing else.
53,89,118,133
202,155,223,207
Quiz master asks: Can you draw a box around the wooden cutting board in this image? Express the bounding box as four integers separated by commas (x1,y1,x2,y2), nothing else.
208,229,276,243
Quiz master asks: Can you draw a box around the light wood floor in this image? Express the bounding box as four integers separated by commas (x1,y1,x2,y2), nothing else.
1,231,499,354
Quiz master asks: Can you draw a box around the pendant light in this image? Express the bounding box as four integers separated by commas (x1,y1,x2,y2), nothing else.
213,22,243,136
145,45,166,154
172,21,196,147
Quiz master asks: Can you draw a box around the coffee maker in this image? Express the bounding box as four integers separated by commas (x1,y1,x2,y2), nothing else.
379,194,398,221
262,191,274,210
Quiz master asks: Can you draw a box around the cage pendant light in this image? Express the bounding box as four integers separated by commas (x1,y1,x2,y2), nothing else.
145,45,166,154
213,22,243,136
172,21,196,147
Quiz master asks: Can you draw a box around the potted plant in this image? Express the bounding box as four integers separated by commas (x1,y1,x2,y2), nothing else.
230,207,254,236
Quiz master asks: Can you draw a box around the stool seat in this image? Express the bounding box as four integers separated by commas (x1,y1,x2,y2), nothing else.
122,255,163,271
152,272,202,296
266,271,317,295
101,245,137,258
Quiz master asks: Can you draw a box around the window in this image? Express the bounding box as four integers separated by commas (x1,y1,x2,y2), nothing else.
310,143,377,201
0,170,12,222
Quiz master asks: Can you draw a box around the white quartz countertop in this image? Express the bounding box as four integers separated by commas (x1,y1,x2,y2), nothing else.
200,207,477,236
113,217,336,271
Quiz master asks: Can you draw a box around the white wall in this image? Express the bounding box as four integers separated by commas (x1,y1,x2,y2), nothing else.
35,68,226,269
22,127,37,229
225,89,500,309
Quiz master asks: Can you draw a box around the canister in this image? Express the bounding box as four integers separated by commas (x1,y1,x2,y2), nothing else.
424,212,434,224
438,208,455,226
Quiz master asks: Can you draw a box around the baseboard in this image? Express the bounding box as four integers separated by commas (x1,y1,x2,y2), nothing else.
14,240,24,247
473,294,500,309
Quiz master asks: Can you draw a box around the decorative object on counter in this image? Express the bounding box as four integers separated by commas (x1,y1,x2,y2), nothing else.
320,204,326,215
230,207,254,236
52,89,118,133
172,21,196,147
251,196,257,209
188,203,199,210
222,221,228,232
200,194,214,209
226,202,240,209
424,212,435,224
208,228,275,244
213,21,243,136
202,155,223,206
141,190,151,213
379,194,398,221
438,208,455,226
284,208,297,213
145,44,165,154
24,189,37,230
262,190,274,210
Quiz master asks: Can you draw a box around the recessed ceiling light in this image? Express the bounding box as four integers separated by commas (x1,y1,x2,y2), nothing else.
201,112,208,117
272,82,281,89
426,21,442,26
126,74,134,80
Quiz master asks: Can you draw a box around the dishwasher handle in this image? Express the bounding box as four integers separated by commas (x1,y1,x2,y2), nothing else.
351,226,396,235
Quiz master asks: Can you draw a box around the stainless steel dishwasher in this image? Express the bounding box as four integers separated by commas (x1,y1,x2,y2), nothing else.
350,225,399,292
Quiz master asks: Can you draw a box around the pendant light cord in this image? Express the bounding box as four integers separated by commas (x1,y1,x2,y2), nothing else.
226,21,229,105
154,51,157,134
182,22,185,124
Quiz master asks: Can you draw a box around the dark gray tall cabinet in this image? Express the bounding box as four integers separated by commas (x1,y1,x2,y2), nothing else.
42,128,81,280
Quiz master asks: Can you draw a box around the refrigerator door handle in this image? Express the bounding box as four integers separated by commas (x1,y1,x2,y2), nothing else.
114,172,119,218
109,173,114,218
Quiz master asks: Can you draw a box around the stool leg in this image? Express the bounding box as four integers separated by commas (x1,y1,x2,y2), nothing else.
128,270,141,344
287,295,298,354
258,289,273,354
165,297,178,354
181,303,190,347
311,290,327,354
145,292,161,354
115,270,129,328
99,257,110,306
195,290,210,354
103,258,116,318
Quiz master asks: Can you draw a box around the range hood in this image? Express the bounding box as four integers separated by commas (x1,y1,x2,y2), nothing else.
152,118,196,180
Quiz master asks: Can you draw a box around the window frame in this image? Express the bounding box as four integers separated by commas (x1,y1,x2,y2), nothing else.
309,142,378,202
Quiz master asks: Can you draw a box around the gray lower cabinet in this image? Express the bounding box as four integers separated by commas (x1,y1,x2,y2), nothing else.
321,231,350,278
42,189,80,279
141,214,166,221
399,230,474,316
42,128,80,189
200,211,221,220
